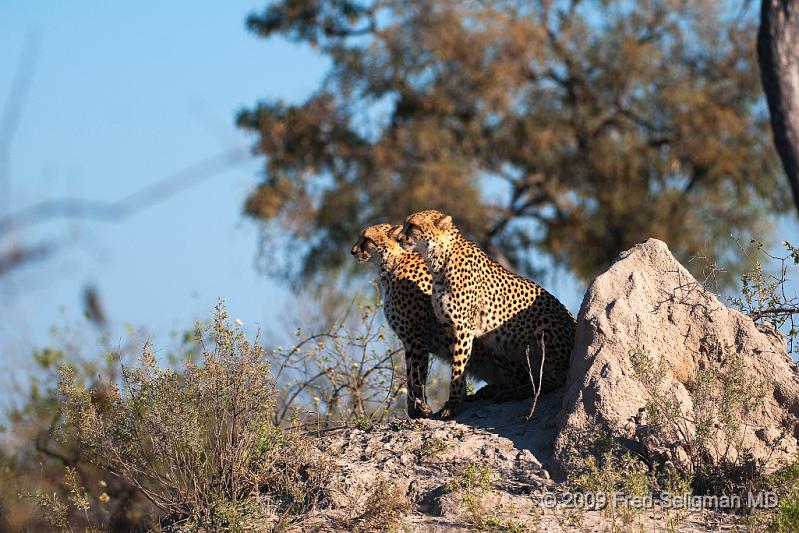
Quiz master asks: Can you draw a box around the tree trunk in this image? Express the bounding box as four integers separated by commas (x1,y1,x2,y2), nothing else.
757,0,799,216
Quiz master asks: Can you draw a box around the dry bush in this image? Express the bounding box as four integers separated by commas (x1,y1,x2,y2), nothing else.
58,301,331,530
728,239,799,355
0,321,157,531
347,478,411,533
270,284,418,428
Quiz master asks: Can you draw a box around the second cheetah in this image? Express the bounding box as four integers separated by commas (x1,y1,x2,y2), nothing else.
400,210,576,418
351,223,516,418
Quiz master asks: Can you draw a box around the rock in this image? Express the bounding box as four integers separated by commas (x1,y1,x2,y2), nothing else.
300,394,750,531
552,238,799,479
308,407,553,530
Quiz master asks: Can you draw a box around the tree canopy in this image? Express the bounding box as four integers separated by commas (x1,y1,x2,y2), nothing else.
238,0,786,284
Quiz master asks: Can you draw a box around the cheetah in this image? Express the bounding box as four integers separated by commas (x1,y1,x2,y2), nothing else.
351,224,509,418
400,210,576,419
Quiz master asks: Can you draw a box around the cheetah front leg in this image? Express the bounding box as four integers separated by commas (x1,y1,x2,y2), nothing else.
405,344,432,418
438,328,474,419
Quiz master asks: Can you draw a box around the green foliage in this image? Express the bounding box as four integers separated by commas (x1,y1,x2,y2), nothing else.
785,241,799,265
447,464,495,528
630,346,770,497
58,301,331,530
448,463,493,500
419,435,448,458
239,0,783,284
571,451,657,530
771,461,799,532
352,412,375,430
444,464,531,531
727,239,799,355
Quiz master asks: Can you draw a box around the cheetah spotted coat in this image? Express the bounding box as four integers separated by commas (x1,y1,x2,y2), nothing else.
351,224,504,417
401,210,576,418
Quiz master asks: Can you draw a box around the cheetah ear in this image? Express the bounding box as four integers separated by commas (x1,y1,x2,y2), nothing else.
435,214,453,230
388,225,404,241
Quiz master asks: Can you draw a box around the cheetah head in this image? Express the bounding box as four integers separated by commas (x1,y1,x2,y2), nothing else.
351,224,405,266
400,210,454,254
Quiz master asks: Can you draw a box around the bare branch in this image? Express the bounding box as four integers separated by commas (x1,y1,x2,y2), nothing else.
0,147,249,236
0,240,56,276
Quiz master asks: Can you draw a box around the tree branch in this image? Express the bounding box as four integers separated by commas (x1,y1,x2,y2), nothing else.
0,147,249,236
0,240,56,276
757,0,799,216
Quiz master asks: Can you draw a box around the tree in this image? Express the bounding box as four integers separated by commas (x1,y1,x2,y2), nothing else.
238,0,786,284
758,0,799,217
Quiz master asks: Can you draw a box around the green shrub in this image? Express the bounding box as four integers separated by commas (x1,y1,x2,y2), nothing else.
58,301,330,530
630,346,769,497
769,461,799,531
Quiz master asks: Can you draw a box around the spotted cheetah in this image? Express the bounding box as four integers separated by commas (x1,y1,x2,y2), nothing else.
351,224,509,418
400,210,576,419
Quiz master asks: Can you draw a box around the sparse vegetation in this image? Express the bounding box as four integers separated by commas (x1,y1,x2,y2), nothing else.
419,435,448,459
630,345,773,497
57,301,332,530
348,478,411,533
446,464,534,532
269,285,412,427
571,449,659,532
627,343,799,533
728,239,799,355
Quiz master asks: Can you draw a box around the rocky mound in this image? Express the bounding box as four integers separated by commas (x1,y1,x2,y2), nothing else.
303,398,739,531
552,238,799,478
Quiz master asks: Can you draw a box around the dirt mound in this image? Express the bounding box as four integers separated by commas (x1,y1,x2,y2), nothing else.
552,238,799,478
300,397,741,531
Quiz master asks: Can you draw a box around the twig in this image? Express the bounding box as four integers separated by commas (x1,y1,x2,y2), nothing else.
523,333,546,435
1,31,40,216
748,306,799,319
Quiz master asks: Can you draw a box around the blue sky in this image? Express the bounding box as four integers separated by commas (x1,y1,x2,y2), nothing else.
0,1,332,364
1,1,797,374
